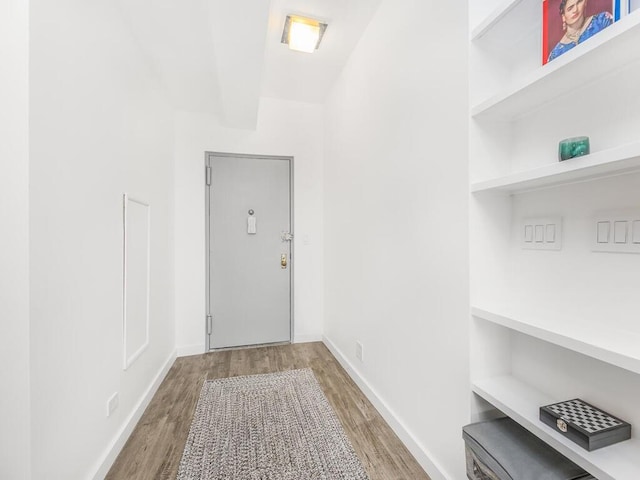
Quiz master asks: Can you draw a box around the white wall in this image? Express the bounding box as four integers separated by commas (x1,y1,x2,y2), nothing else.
0,1,30,478
29,1,175,478
322,0,469,479
174,97,324,354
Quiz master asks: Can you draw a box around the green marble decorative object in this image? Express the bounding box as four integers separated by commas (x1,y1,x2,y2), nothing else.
559,136,590,161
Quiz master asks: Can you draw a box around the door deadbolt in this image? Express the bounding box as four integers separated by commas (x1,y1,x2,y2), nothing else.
281,254,287,269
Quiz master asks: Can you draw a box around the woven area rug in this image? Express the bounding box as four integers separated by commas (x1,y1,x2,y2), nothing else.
176,368,370,480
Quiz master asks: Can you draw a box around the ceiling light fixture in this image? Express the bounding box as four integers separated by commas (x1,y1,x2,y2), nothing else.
281,15,327,53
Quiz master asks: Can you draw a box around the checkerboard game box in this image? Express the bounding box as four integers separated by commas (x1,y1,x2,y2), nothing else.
540,398,631,451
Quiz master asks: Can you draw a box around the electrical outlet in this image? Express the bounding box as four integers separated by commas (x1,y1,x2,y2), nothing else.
355,341,363,362
107,392,119,417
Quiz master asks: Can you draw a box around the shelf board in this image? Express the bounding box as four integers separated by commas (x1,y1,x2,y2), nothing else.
470,0,527,40
472,306,640,375
473,375,640,480
471,13,640,120
470,142,640,193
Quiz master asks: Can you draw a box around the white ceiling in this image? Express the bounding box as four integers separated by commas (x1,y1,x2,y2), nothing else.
119,0,382,128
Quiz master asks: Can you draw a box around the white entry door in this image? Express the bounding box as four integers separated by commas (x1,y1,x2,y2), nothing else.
206,153,292,350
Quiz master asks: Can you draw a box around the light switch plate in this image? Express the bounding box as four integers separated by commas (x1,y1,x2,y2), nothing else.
522,217,562,250
107,392,119,417
593,212,640,254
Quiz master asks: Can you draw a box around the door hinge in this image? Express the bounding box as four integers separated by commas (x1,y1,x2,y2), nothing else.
206,315,212,335
205,166,212,186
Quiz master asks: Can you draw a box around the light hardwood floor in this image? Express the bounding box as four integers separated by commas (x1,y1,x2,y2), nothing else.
106,341,430,480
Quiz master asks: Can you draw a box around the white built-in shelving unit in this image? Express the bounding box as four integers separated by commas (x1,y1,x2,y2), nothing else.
471,141,640,193
469,0,640,478
471,11,640,119
473,376,640,480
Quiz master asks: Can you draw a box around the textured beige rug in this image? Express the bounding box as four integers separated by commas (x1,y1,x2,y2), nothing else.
176,368,370,480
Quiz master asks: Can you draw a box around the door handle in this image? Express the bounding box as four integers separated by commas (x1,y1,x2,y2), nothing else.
281,254,287,269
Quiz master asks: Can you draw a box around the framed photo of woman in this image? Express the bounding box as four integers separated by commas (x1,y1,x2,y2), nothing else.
543,0,619,64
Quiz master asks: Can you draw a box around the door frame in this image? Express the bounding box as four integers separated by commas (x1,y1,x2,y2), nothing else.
204,151,294,352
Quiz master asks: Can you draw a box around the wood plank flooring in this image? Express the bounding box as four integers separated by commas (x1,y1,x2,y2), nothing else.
105,342,430,480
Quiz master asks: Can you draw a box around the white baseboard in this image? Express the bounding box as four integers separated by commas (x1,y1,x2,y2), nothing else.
322,336,451,480
177,343,205,357
91,350,177,480
293,333,323,344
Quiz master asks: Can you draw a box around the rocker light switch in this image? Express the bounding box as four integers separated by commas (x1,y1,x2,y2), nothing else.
597,222,610,243
546,224,556,243
614,221,628,244
633,221,640,244
524,225,533,243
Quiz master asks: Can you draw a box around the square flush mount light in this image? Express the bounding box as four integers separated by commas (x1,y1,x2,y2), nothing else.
281,15,327,53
